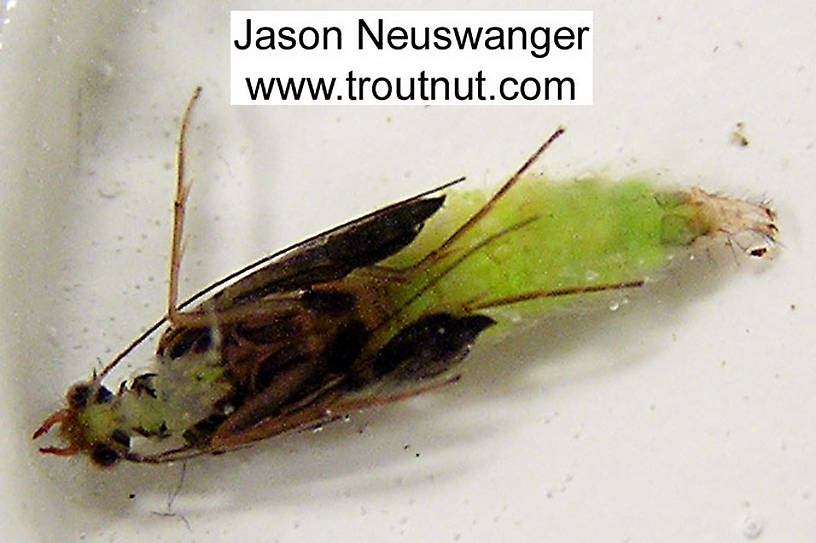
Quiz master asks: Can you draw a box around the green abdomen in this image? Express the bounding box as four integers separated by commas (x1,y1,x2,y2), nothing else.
378,179,709,332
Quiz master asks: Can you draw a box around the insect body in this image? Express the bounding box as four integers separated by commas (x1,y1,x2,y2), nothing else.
34,89,778,466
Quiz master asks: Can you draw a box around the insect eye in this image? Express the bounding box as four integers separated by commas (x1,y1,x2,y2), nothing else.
90,444,121,467
66,383,93,409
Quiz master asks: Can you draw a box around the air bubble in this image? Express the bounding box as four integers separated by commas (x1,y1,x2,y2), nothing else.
742,515,764,539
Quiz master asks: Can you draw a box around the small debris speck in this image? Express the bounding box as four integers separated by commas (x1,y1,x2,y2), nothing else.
731,122,750,147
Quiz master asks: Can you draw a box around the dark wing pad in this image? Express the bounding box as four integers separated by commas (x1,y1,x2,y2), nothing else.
372,313,496,381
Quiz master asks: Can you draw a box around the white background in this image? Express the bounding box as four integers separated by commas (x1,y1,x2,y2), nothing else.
230,10,593,105
0,1,813,542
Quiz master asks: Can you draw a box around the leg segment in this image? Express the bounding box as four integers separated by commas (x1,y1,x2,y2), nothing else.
462,280,645,312
414,126,566,269
168,86,202,326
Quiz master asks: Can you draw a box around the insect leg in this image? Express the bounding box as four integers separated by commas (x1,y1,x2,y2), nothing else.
128,372,465,463
207,375,463,451
461,280,645,312
412,126,566,269
168,86,203,327
371,216,539,341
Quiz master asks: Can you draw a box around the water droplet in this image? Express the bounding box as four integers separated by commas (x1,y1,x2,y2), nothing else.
608,301,620,311
312,425,323,433
742,515,764,539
